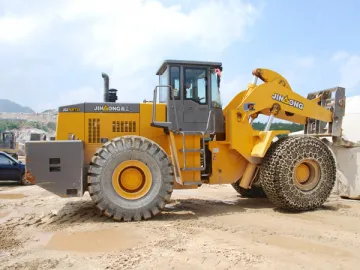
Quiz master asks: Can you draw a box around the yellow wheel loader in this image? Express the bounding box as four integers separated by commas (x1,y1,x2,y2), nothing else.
25,60,346,221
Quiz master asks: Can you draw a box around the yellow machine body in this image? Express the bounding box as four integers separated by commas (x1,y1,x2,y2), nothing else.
55,103,202,189
54,68,339,190
24,61,346,221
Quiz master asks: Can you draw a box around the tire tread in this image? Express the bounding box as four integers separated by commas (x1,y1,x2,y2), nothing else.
87,135,174,221
260,136,336,211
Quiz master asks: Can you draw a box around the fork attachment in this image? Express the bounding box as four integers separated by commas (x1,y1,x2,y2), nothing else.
305,87,345,138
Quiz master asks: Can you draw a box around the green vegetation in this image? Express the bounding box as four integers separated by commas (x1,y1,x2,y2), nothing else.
0,119,56,133
252,122,304,132
0,119,20,131
253,122,304,138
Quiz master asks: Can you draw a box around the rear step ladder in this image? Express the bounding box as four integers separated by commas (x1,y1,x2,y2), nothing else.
179,131,206,172
179,110,216,172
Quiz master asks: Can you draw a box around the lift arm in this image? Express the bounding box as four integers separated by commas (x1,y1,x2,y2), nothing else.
208,68,345,188
217,68,345,161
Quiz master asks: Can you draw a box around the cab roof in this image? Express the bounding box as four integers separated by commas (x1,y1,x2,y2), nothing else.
156,59,223,75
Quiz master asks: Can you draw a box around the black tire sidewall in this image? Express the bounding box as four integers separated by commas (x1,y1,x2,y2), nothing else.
100,147,164,211
88,135,174,220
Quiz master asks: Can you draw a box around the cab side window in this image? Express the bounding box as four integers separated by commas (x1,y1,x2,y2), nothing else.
170,66,180,100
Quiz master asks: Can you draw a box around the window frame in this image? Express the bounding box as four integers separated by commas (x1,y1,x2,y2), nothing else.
210,69,223,108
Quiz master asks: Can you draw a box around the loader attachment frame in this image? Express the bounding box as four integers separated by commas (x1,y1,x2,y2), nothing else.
305,87,345,138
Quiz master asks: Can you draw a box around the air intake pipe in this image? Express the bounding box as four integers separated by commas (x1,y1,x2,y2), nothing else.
102,72,109,102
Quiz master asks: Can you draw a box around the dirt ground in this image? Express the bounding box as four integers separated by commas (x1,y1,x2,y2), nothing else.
1,182,360,270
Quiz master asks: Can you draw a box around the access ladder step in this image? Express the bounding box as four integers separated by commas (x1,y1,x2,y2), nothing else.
181,167,205,171
180,148,204,153
183,181,203,186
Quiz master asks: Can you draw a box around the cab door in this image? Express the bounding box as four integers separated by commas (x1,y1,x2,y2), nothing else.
183,67,209,123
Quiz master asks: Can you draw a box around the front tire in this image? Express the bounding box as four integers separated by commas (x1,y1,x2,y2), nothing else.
260,136,336,211
87,136,174,221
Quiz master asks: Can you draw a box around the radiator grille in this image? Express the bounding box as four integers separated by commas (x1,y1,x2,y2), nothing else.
112,121,136,133
88,118,100,143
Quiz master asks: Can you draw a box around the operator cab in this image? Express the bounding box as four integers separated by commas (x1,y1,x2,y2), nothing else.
154,60,225,137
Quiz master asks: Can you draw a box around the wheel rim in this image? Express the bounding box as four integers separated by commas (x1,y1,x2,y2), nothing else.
112,160,152,200
294,160,321,191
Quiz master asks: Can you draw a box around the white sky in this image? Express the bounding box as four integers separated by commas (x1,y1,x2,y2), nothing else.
0,0,359,112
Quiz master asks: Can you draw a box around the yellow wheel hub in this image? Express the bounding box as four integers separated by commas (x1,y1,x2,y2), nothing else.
112,160,152,200
295,163,310,183
294,160,320,191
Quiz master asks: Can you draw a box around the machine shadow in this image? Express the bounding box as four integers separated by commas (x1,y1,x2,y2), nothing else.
51,197,275,224
152,197,273,221
48,196,342,226
273,203,342,214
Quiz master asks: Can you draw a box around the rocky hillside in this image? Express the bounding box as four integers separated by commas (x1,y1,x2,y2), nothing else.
0,99,57,156
0,99,35,113
0,118,56,156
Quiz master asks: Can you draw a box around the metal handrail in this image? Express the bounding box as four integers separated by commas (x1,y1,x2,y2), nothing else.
152,84,179,130
204,110,216,135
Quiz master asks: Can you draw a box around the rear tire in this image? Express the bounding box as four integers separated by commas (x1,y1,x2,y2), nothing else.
260,136,336,211
87,136,174,221
231,181,267,198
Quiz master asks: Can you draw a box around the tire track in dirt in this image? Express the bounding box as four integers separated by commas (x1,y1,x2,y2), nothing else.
0,225,23,251
2,185,360,269
133,196,360,269
0,258,61,270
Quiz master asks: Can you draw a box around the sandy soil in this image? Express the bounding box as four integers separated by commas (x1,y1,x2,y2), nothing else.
1,183,360,270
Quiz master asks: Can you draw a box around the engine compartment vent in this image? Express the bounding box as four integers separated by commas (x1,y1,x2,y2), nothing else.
88,118,100,143
112,121,136,133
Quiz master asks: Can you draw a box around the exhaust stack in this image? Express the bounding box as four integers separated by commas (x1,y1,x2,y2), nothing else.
102,72,109,102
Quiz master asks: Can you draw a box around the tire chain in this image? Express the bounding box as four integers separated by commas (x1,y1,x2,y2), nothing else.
260,136,336,211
